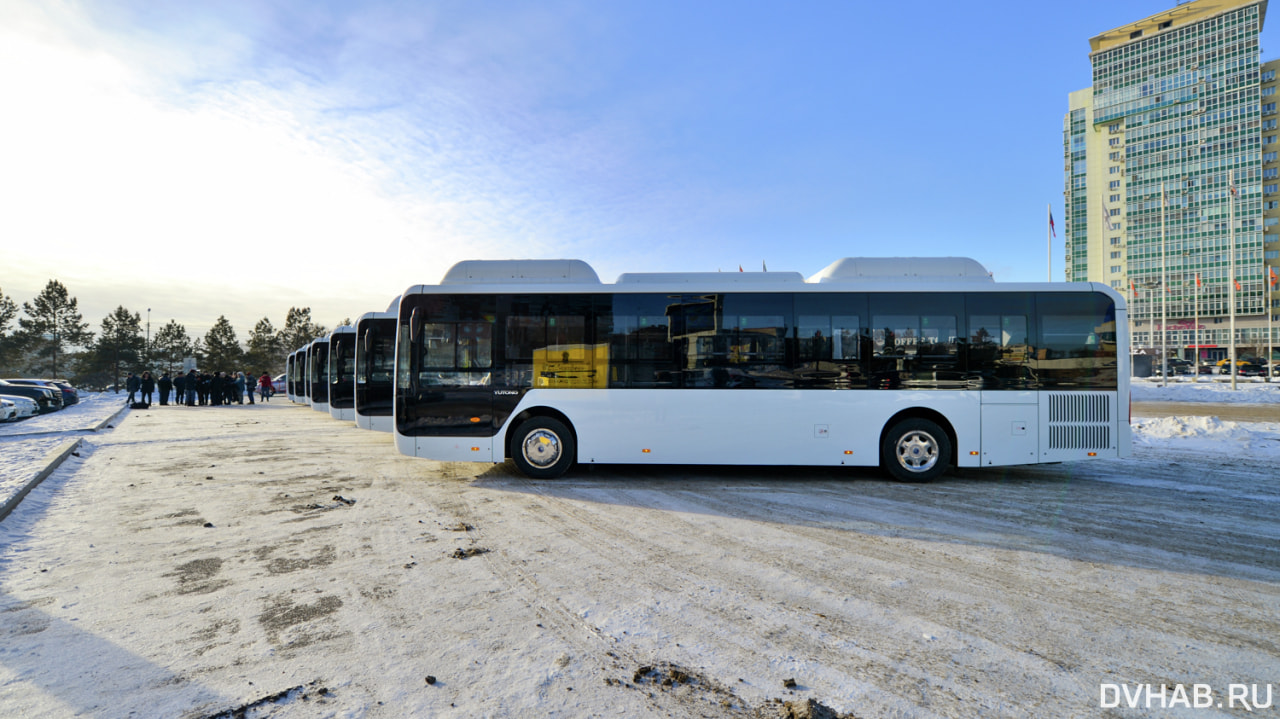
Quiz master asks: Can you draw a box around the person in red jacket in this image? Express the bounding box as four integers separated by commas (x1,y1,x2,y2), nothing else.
258,372,274,402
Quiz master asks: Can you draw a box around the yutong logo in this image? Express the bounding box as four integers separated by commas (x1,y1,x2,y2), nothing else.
493,390,521,396
1101,684,1273,711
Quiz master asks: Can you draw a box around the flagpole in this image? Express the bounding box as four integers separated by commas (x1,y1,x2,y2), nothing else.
1230,174,1237,391
1160,184,1171,383
1047,203,1052,282
1194,273,1200,377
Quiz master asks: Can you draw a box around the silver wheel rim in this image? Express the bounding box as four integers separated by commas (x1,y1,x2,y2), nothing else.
521,428,562,469
895,430,938,473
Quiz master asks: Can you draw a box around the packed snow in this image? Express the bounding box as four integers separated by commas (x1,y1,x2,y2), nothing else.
0,386,1277,718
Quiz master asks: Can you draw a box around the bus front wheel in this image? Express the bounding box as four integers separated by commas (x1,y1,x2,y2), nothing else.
511,417,575,479
881,418,951,483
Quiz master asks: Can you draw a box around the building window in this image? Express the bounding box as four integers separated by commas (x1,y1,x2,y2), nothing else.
1266,152,1278,163
1110,208,1120,216
1110,237,1121,245
1111,251,1121,259
1110,166,1121,174
1108,123,1121,133
1267,168,1279,179
1110,194,1120,203
1109,138,1120,147
1265,103,1277,114
1267,217,1280,226
1265,87,1277,97
1110,265,1122,274
1265,70,1277,82
1267,184,1278,194
1110,180,1121,190
1109,151,1122,161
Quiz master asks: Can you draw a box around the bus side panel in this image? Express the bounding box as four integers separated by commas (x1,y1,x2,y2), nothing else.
401,434,496,463
508,389,983,469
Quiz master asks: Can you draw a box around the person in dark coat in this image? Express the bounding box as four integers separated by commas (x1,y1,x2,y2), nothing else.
140,371,155,404
173,372,186,405
157,372,172,405
125,372,140,404
197,372,209,406
185,370,198,406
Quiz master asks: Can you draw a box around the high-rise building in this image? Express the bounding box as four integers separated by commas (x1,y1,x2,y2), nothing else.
1065,0,1279,362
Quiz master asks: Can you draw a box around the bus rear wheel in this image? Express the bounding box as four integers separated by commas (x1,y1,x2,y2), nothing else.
881,418,951,483
511,417,575,479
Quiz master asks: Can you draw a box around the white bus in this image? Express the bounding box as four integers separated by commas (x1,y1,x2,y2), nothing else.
307,335,331,413
355,299,399,431
286,347,306,403
327,325,358,422
394,258,1130,481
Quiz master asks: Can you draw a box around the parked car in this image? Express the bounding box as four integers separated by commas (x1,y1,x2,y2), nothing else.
0,398,15,422
4,378,78,406
1153,359,1192,376
273,373,287,393
0,380,60,413
0,394,38,420
1238,363,1267,377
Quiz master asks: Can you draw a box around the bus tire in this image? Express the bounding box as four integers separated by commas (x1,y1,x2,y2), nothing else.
881,418,950,483
511,417,575,479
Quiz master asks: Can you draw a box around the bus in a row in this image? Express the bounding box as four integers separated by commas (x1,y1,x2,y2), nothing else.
383,257,1130,481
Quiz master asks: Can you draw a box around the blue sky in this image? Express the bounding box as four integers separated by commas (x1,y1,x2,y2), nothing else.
3,0,1275,339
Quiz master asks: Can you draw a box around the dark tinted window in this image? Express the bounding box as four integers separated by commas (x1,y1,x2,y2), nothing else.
967,293,1036,389
1033,293,1117,389
869,293,965,389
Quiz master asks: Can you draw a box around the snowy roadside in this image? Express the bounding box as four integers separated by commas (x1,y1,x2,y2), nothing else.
1131,375,1280,403
2,400,1277,718
0,393,129,512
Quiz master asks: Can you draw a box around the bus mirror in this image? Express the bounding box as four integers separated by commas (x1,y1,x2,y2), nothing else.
410,308,420,341
363,329,371,353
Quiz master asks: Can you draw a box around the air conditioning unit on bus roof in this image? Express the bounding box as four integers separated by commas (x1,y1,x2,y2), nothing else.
808,257,994,283
442,259,602,284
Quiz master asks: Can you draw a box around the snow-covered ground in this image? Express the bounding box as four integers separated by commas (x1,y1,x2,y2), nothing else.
0,388,1277,718
0,392,127,510
1131,375,1280,403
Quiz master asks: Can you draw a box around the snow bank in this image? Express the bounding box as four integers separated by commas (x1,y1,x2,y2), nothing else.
1130,377,1280,403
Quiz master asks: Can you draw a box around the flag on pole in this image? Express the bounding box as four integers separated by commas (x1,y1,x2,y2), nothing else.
1270,266,1278,288
763,261,768,272
1101,201,1115,232
1131,279,1138,298
1049,210,1056,238
738,265,743,272
1235,278,1242,291
1196,273,1202,288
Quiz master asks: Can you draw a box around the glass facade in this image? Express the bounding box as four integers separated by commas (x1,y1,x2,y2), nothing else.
1065,0,1280,356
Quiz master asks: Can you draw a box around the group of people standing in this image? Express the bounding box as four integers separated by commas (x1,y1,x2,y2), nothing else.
125,371,275,407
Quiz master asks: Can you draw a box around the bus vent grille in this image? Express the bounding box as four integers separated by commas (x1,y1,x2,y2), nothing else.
1046,392,1114,450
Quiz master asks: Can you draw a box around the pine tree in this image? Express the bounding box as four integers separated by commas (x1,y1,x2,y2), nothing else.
203,316,244,371
277,307,328,354
90,306,144,392
0,286,19,374
245,317,284,375
153,320,194,375
18,280,93,378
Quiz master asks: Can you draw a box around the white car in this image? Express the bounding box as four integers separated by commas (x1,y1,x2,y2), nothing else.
0,394,37,420
0,398,15,422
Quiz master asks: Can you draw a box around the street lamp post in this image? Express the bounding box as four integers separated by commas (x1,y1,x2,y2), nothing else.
146,308,151,369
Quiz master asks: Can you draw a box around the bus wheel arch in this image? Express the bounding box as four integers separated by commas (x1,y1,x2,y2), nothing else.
879,409,956,483
506,409,577,479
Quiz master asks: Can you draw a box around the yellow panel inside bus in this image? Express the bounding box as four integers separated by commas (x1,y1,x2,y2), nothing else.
533,344,608,389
